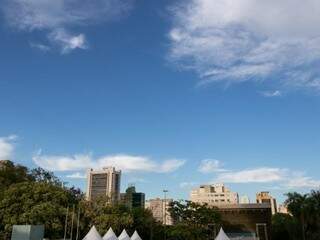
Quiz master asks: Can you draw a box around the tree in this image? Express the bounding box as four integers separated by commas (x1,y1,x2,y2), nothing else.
0,160,32,193
285,190,320,240
30,167,62,186
271,213,300,240
167,200,221,240
0,181,80,239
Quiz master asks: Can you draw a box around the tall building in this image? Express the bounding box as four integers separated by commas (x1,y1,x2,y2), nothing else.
190,183,239,206
145,198,174,225
256,192,277,215
120,185,145,209
239,195,250,204
86,167,121,202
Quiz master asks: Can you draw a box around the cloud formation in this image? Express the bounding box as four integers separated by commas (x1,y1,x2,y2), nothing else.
2,0,133,53
198,159,226,173
66,172,86,179
215,167,286,183
0,135,17,160
33,151,185,173
260,90,282,97
196,159,320,189
169,0,320,91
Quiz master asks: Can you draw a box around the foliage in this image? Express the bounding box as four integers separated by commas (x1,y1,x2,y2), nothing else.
0,160,32,193
271,213,300,240
0,181,79,239
285,190,320,240
167,200,221,240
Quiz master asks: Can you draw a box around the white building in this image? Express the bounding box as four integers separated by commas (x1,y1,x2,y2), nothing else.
86,167,121,202
190,183,239,206
239,195,250,204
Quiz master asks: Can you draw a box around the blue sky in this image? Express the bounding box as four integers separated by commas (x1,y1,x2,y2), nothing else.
1,0,320,203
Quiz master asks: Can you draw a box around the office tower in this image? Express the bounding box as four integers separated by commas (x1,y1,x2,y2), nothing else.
120,185,145,209
145,198,174,225
190,183,239,206
86,167,121,202
256,192,277,215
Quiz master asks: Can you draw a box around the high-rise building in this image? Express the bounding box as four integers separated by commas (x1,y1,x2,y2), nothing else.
86,167,121,202
256,192,277,215
145,198,174,225
239,195,250,204
190,183,239,206
120,185,145,209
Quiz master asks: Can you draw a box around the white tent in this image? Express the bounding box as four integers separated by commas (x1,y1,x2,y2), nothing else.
118,229,131,240
83,226,102,240
215,228,230,240
103,227,118,240
131,230,142,240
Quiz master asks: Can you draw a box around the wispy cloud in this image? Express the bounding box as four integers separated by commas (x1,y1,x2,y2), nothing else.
260,90,282,97
215,167,287,183
33,150,185,173
2,0,134,53
169,0,320,92
180,181,198,189
198,159,226,173
197,159,320,189
0,135,17,160
66,172,86,179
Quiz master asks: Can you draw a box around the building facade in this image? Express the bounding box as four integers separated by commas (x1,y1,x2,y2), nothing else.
217,204,272,240
190,183,239,206
120,185,145,209
256,192,277,215
239,195,250,204
145,198,174,225
86,167,121,202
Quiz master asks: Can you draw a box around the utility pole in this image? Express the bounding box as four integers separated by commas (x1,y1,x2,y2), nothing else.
163,190,169,240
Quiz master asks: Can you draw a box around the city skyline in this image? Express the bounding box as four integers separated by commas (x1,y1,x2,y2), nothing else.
1,0,320,204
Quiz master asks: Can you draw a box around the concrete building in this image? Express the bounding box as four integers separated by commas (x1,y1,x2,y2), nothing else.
86,167,121,202
120,185,145,209
256,192,277,215
190,183,239,206
239,195,250,204
217,204,272,240
278,204,289,214
145,198,174,225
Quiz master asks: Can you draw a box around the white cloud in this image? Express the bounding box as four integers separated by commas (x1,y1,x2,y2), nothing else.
0,135,17,160
2,0,134,53
66,172,86,179
33,150,93,171
180,181,197,189
29,42,51,52
198,159,226,173
215,167,287,183
158,159,186,173
33,151,185,173
169,0,320,91
285,176,320,189
260,90,282,97
48,29,87,53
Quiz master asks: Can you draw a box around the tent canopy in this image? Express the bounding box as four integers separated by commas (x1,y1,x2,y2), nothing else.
118,229,131,240
131,230,142,240
83,226,102,240
215,228,230,240
103,227,118,240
